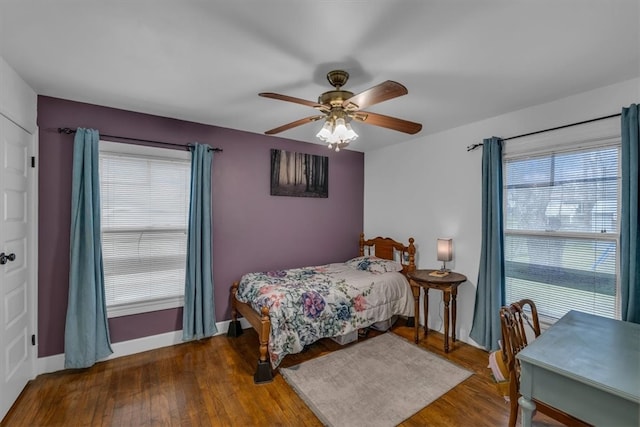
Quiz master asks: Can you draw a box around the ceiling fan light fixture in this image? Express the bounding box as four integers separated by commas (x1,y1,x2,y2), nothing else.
316,120,334,142
334,117,348,136
316,115,358,151
344,121,358,141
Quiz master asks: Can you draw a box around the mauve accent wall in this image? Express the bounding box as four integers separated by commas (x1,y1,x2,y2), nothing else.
37,96,364,358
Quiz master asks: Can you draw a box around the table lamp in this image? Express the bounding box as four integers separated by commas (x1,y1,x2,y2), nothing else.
437,238,453,272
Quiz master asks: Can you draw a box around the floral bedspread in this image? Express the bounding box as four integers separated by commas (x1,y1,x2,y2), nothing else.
235,262,414,368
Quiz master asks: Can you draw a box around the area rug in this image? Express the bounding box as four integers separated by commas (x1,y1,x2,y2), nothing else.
280,332,472,427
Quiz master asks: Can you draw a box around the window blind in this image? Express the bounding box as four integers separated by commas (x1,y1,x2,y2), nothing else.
99,142,191,316
503,129,621,321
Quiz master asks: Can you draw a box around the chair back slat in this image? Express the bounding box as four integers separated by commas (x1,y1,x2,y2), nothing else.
499,299,542,427
500,299,541,373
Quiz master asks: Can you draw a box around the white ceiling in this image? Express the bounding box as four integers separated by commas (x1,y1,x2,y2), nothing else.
1,0,638,152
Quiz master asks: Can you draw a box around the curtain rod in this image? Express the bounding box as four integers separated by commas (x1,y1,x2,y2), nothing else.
466,112,622,152
57,128,223,152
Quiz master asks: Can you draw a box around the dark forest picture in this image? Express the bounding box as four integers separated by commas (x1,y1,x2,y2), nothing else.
270,149,329,198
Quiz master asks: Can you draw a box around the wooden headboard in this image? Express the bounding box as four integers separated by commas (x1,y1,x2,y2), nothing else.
358,232,416,275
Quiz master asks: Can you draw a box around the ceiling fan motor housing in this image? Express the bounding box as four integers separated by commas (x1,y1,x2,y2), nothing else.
326,70,349,88
318,90,354,108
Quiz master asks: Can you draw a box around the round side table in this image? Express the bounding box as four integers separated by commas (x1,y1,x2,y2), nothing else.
407,269,467,353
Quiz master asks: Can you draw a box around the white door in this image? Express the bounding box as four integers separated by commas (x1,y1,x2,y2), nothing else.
0,115,35,420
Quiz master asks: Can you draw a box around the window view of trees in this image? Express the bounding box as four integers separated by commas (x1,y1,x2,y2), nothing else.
270,149,328,198
504,146,620,320
505,148,618,233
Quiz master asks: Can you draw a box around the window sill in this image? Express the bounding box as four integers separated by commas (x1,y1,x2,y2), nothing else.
107,296,184,318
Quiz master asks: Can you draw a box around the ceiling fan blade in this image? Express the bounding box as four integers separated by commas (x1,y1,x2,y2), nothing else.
259,92,329,111
265,115,326,135
342,81,408,110
352,111,422,134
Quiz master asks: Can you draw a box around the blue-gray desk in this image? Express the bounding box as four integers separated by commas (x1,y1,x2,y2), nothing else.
517,310,640,427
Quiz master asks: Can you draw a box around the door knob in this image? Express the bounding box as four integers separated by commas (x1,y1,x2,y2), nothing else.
0,252,16,265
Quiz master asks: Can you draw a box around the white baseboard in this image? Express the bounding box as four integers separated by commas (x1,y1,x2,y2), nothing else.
37,317,251,375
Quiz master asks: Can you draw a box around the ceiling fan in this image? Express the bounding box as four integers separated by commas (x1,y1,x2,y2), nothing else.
259,70,422,151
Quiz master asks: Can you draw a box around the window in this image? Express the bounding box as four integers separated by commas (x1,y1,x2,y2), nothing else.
99,141,191,317
503,118,621,322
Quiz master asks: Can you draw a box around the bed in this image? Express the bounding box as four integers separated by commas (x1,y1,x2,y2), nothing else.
227,233,417,383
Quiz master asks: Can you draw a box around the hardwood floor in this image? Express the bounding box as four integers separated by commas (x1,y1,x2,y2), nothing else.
2,320,565,426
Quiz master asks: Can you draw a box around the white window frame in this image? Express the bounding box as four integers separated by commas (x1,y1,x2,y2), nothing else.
99,141,191,318
502,117,622,324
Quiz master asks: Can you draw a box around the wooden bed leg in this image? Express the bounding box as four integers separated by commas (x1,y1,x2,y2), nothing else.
227,282,244,338
254,306,273,384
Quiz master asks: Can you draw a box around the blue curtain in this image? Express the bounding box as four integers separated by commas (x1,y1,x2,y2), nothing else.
469,137,505,350
621,104,639,323
64,128,113,368
183,143,217,340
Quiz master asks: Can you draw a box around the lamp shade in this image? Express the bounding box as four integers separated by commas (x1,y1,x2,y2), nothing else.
316,121,333,141
437,238,453,262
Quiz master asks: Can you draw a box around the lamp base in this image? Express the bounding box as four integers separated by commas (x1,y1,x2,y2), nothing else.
429,270,450,277
429,261,450,277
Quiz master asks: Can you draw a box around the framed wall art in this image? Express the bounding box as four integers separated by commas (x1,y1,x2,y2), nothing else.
270,149,328,198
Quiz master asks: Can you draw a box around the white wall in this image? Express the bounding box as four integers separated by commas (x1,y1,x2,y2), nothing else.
0,56,37,133
364,77,640,349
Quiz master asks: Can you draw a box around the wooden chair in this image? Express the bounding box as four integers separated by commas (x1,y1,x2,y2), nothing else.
499,299,591,427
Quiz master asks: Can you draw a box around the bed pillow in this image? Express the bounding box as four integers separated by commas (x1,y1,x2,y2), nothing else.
345,256,403,274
